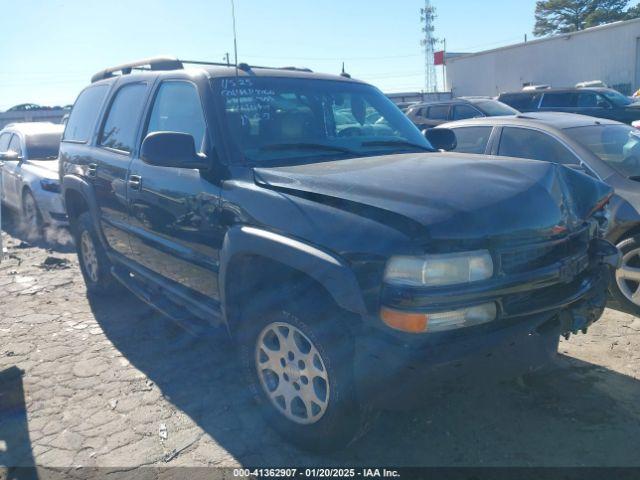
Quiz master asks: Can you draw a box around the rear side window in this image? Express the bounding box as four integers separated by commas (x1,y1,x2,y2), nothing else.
427,105,449,120
540,93,575,108
63,85,109,143
450,126,493,154
499,93,540,110
452,104,481,120
99,83,148,153
498,127,578,165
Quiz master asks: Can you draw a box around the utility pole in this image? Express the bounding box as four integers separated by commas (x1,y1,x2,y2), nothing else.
420,0,438,93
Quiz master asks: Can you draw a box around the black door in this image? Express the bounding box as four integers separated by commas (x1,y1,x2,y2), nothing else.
126,79,223,302
93,81,150,257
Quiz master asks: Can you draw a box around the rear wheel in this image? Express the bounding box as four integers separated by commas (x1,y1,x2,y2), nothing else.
611,235,640,314
74,212,120,295
238,292,371,451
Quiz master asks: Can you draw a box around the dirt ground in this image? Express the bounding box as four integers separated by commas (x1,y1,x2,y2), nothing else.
1,211,639,471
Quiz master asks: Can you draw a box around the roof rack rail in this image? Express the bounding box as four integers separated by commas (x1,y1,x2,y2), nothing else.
91,57,313,83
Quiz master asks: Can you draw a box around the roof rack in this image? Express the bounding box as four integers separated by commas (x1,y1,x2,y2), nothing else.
91,56,313,83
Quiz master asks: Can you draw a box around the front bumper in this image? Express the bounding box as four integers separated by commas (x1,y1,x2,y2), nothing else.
34,190,68,226
354,238,619,409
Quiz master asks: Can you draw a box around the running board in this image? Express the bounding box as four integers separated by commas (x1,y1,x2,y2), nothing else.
110,265,221,338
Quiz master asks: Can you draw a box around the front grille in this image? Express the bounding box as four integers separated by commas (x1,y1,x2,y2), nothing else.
499,227,590,275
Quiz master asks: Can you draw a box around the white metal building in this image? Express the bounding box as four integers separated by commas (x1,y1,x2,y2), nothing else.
446,18,640,97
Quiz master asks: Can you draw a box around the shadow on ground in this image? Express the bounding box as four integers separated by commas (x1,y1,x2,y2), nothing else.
1,206,74,255
86,290,640,467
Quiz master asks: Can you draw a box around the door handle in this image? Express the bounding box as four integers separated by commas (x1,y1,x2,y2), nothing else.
128,175,142,191
87,163,98,178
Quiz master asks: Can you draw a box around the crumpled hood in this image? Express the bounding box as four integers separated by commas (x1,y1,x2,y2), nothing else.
254,153,612,242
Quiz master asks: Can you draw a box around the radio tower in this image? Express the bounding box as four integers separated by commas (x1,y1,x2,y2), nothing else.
420,0,438,92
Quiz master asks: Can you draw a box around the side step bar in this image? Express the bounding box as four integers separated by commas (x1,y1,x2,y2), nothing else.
110,265,221,338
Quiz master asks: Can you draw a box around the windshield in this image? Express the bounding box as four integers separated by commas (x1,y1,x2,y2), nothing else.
600,89,633,107
26,132,62,160
474,100,519,116
213,77,433,166
564,124,640,177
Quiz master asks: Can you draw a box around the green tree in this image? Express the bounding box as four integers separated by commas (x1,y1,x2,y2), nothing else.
534,0,637,36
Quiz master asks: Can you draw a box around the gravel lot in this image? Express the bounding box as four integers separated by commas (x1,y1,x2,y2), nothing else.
1,212,640,471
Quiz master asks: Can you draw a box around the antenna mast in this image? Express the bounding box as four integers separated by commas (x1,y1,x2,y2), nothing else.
420,0,438,93
230,0,239,67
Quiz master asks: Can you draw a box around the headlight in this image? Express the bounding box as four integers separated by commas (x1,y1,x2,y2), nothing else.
384,250,493,287
40,179,61,193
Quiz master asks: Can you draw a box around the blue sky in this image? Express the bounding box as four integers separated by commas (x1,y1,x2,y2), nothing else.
0,0,538,110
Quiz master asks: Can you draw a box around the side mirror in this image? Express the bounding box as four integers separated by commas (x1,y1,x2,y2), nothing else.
140,131,209,169
425,128,457,151
0,151,22,162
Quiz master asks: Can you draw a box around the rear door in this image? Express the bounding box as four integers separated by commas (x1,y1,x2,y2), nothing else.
496,127,580,165
126,78,223,301
92,81,150,257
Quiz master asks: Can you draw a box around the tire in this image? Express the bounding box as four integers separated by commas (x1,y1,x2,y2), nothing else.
610,234,640,314
237,291,371,451
21,189,43,239
73,212,120,295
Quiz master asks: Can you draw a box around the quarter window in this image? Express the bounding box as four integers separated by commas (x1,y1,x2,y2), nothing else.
64,85,109,143
450,126,493,154
498,127,578,165
99,83,148,153
146,82,207,153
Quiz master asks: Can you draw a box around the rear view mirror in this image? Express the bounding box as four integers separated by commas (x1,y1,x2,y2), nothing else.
0,151,22,162
141,131,209,169
425,128,457,151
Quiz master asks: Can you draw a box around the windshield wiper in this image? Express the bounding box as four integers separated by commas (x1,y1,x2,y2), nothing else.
360,140,434,152
260,143,358,155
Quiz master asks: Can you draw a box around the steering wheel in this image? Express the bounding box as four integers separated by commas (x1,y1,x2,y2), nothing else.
338,126,363,138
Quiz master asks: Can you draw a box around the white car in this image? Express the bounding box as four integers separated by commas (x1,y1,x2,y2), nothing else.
0,122,66,235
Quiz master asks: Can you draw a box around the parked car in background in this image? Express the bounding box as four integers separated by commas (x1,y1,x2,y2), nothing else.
498,88,640,124
59,57,617,450
438,112,640,313
405,98,518,130
0,122,66,235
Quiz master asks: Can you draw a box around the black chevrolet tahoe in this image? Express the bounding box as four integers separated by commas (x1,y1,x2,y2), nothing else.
60,57,620,450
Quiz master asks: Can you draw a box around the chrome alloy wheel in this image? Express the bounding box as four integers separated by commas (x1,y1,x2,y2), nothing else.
255,322,330,425
615,246,640,306
80,230,99,283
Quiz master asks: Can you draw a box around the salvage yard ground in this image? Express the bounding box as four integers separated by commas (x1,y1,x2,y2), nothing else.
1,212,640,470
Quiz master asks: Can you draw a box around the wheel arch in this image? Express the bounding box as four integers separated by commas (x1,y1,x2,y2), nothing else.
220,226,367,336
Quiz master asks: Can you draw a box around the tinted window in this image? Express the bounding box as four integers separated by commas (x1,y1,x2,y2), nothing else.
63,85,109,143
0,133,11,151
452,105,482,120
25,132,62,160
99,83,148,153
214,77,432,166
576,92,599,107
450,126,493,154
427,105,449,120
147,82,207,153
499,93,540,110
498,127,578,164
540,93,575,108
8,135,22,156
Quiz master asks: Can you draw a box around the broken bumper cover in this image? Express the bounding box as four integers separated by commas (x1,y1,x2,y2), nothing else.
355,238,619,408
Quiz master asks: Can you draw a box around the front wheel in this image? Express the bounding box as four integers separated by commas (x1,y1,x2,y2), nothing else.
22,190,43,239
238,296,370,451
73,212,120,295
610,234,640,314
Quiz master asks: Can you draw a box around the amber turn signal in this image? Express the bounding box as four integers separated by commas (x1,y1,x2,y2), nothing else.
380,307,428,333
